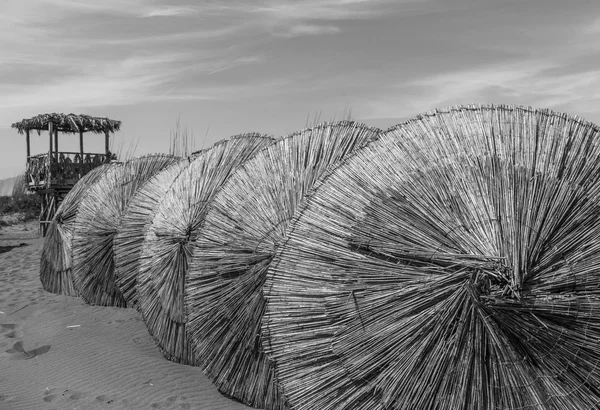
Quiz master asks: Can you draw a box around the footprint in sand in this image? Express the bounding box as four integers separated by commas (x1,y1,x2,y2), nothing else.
132,336,145,345
43,387,86,404
150,395,191,409
0,243,28,254
95,394,116,404
1,323,22,339
0,394,16,404
5,340,51,359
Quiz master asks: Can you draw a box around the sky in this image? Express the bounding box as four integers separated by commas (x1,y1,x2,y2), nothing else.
1,0,600,178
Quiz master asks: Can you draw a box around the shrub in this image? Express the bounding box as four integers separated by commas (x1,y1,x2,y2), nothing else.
0,192,40,221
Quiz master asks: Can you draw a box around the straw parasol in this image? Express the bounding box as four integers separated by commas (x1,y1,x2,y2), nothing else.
71,154,181,307
185,121,381,409
113,154,202,309
39,162,120,295
262,105,600,410
136,134,274,366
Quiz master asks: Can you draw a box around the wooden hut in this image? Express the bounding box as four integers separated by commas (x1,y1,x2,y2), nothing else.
11,113,121,236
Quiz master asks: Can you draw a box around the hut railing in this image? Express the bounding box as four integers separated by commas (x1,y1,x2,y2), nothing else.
26,152,110,188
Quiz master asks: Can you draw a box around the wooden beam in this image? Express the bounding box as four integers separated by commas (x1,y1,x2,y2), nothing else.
105,129,110,158
26,129,30,158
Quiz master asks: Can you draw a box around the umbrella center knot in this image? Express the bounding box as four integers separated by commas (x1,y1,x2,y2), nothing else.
470,263,518,300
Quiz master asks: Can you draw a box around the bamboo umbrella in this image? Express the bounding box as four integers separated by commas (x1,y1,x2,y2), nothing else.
185,121,381,409
113,153,203,309
39,162,119,295
136,134,274,366
262,105,600,410
71,154,181,307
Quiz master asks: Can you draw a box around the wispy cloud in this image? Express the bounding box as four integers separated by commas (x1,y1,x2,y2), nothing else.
251,0,416,21
37,0,147,15
142,6,198,18
246,0,426,37
363,59,600,121
283,24,341,37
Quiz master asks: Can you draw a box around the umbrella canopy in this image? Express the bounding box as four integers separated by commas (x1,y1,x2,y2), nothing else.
113,155,201,309
136,134,274,366
71,154,181,307
39,162,120,295
185,121,381,409
262,105,600,410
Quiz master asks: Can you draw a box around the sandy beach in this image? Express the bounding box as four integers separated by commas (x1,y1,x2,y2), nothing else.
0,222,251,410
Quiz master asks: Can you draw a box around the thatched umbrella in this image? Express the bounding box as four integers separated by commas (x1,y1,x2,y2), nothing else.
113,154,202,309
261,105,600,410
71,154,181,307
185,121,381,409
136,134,274,366
39,162,120,295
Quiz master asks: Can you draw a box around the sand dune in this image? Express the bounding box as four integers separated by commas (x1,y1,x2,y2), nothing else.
0,223,251,410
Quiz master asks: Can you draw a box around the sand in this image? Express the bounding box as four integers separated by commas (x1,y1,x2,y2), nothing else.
0,222,252,410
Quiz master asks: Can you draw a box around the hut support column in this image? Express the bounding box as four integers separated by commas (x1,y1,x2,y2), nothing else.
79,130,84,157
48,121,53,160
105,129,110,160
26,129,30,158
26,129,31,186
54,129,58,161
48,121,53,185
79,130,84,178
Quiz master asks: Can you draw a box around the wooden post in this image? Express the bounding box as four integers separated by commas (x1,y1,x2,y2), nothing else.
79,130,84,178
54,129,59,160
48,121,53,157
79,130,84,157
48,121,53,185
105,129,110,159
26,129,30,158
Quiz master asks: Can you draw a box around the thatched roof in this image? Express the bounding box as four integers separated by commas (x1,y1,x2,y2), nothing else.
135,134,274,366
262,105,600,409
12,113,121,135
185,121,381,409
70,154,181,307
40,162,121,296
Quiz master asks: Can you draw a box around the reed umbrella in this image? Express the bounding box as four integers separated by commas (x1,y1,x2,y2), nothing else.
39,163,119,295
113,153,203,309
262,105,600,410
71,154,181,307
185,121,381,409
136,134,274,366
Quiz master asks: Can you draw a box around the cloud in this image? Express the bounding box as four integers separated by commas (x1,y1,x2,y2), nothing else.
36,0,147,15
251,0,412,21
282,24,341,37
0,48,268,128
361,59,600,122
142,6,198,18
